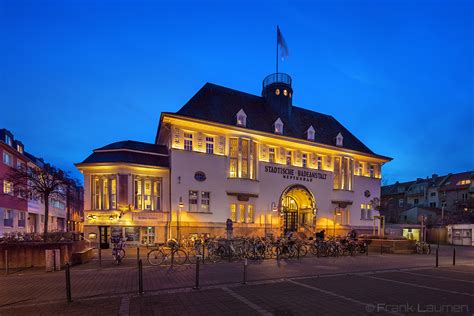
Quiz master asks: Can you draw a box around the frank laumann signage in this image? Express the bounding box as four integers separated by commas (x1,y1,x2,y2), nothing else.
264,165,328,182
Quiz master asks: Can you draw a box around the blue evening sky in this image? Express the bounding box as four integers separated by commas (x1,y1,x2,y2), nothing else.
1,0,473,184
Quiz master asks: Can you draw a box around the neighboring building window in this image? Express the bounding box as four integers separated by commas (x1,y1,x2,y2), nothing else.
317,155,322,170
205,137,214,154
457,179,471,186
302,153,308,168
201,191,210,212
4,209,13,227
16,160,25,170
247,204,254,223
462,193,467,201
239,204,245,223
3,180,13,195
430,192,436,197
229,138,257,179
18,211,26,227
286,150,292,165
16,144,23,153
230,204,237,222
184,132,193,151
269,147,275,163
133,177,161,211
3,151,13,166
430,202,436,207
189,190,198,212
5,134,12,146
414,198,419,205
441,201,447,208
399,199,404,207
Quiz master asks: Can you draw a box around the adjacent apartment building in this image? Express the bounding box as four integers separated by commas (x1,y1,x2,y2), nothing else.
381,171,474,224
77,73,391,248
0,128,84,235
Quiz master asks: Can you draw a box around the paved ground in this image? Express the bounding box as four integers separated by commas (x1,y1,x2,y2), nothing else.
0,245,473,315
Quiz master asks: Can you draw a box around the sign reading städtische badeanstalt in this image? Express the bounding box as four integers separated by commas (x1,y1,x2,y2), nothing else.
264,165,327,182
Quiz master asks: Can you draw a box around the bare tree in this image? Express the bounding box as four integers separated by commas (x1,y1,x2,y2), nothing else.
4,163,74,240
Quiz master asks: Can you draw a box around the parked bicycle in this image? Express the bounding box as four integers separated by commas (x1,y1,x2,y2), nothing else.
111,236,125,265
416,241,431,254
147,239,188,266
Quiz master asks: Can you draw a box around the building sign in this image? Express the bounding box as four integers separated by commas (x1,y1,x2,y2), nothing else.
264,165,327,182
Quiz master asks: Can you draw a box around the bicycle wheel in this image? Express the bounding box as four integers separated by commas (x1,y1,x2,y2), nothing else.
187,249,197,264
114,249,125,264
298,245,308,257
207,248,221,263
147,249,165,266
172,249,188,265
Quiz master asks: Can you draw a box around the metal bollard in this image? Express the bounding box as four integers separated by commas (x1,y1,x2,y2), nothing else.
4,250,8,275
137,247,140,267
453,248,456,266
193,255,201,290
65,263,72,302
98,248,102,268
138,259,144,295
202,244,205,265
242,259,248,285
435,248,439,268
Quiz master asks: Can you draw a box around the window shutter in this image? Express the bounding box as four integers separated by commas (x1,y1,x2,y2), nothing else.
171,126,184,149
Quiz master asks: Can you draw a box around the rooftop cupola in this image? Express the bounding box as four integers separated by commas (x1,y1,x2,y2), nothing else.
262,73,293,119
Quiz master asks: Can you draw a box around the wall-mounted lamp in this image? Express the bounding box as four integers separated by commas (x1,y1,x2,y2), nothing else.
178,196,184,209
271,202,278,212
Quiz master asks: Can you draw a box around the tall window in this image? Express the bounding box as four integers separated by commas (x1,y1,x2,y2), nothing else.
3,151,12,166
134,177,162,211
4,210,13,227
229,138,238,178
269,147,275,163
5,135,12,146
333,157,353,190
230,204,237,222
241,139,249,178
239,204,245,223
229,138,257,179
18,211,26,227
184,132,193,151
111,179,117,209
286,150,292,165
247,204,254,223
302,153,308,168
360,204,367,220
317,155,322,169
201,191,210,212
369,165,375,177
205,137,214,154
16,144,23,153
189,190,198,212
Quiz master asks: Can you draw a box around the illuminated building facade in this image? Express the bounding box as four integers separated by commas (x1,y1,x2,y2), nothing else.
77,73,391,247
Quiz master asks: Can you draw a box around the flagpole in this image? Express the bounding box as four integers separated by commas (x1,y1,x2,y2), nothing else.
276,25,279,75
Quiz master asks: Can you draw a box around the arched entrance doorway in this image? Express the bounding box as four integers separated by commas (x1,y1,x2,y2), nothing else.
279,185,316,234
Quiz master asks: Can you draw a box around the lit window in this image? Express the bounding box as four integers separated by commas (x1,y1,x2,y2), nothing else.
283,89,288,96
360,204,366,219
247,204,254,223
205,137,214,154
302,153,308,168
201,191,210,212
317,156,323,169
184,132,193,151
229,138,256,179
144,180,152,210
229,138,238,178
275,88,280,96
3,151,13,166
369,165,375,177
111,178,117,210
230,204,237,222
133,176,161,211
3,180,13,195
241,139,249,178
269,147,275,163
457,179,471,186
189,190,198,212
239,204,245,223
286,150,292,165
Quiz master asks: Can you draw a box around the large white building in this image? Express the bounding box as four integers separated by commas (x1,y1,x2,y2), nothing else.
77,74,391,248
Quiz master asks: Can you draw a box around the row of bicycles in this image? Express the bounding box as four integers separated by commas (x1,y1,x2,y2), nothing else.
139,235,370,266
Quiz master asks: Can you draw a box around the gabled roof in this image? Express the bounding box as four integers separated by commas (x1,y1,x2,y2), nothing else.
78,140,169,168
438,171,474,191
170,83,388,159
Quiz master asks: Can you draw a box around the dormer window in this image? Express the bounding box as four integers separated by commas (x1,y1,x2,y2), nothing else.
306,126,315,141
336,132,343,147
5,134,12,146
236,109,247,127
16,144,23,154
274,118,283,134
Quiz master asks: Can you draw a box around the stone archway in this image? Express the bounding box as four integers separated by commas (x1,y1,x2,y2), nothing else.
278,184,316,234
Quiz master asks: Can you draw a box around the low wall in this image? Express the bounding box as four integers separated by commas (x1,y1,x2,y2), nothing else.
364,239,416,254
0,241,87,269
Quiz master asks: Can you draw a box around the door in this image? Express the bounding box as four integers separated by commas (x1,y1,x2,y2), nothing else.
462,229,472,246
452,229,462,245
99,226,110,249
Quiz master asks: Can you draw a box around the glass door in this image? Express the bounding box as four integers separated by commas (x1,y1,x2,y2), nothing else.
99,226,110,249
